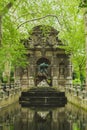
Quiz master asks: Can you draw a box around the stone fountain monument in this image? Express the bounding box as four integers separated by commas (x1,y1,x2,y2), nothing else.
18,25,72,107
15,25,72,90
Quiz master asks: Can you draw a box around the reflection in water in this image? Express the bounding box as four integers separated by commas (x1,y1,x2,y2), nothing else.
0,103,87,130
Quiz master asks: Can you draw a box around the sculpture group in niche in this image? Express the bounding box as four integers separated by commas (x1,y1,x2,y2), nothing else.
38,62,49,76
36,62,51,86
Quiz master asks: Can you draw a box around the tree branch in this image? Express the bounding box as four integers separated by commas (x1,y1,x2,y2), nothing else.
17,14,61,29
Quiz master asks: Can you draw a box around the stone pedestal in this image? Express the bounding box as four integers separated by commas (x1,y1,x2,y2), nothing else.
29,77,34,88
53,76,58,87
66,76,72,87
20,77,29,90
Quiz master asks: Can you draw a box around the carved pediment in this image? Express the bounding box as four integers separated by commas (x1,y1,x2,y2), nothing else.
23,25,62,48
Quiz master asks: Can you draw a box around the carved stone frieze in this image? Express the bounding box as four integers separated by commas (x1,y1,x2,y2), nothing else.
26,25,62,49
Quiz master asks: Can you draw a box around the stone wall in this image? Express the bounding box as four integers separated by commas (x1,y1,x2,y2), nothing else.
65,85,87,111
0,83,21,109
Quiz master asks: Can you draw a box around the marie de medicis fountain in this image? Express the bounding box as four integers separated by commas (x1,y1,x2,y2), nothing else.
15,25,72,107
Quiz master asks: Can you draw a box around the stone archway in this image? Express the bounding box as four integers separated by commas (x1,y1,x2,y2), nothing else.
15,25,72,89
35,57,52,86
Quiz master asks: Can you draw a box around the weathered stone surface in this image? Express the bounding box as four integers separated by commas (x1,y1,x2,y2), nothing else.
15,25,72,89
19,87,67,107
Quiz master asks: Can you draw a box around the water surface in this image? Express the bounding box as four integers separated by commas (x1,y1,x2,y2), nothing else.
0,103,87,130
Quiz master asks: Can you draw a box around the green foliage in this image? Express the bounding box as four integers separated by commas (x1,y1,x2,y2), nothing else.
79,0,87,8
1,13,28,69
72,122,80,130
73,78,81,85
2,76,8,83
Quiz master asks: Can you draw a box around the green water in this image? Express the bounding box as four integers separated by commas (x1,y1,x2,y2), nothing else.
0,103,87,130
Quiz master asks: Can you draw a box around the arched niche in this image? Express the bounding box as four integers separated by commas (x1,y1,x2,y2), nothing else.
35,57,52,86
36,57,50,65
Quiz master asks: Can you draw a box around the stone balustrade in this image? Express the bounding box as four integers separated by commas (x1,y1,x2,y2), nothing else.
65,84,87,99
0,83,21,100
65,84,87,110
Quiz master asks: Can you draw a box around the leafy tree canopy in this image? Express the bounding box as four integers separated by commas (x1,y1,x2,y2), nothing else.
0,0,86,81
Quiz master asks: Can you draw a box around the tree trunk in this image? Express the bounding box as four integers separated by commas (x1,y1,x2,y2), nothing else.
0,16,2,45
84,12,87,90
0,1,16,83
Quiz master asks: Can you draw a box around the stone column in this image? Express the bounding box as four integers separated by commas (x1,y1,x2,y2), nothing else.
66,56,72,86
52,55,58,87
14,67,21,83
22,68,29,89
28,54,35,87
59,63,65,79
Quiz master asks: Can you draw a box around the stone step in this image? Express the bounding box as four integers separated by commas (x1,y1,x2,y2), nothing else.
27,87,58,92
21,92,65,97
20,101,67,107
20,96,67,101
19,87,67,107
